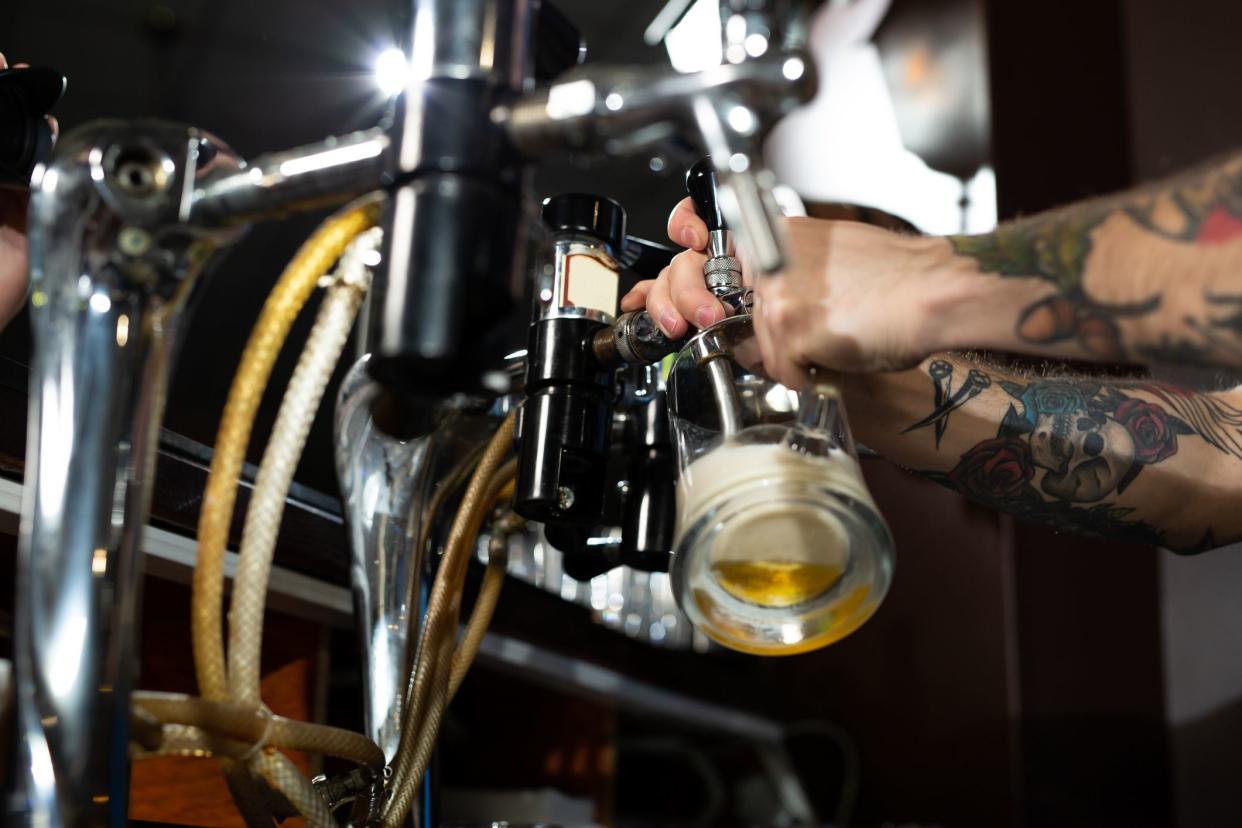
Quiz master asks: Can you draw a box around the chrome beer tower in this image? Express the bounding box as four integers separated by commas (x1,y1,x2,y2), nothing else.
10,0,815,823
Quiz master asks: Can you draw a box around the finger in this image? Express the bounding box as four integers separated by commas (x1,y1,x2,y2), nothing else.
620,279,654,313
646,268,688,339
0,53,7,70
14,62,29,69
46,115,58,140
667,251,724,329
667,197,709,251
751,292,780,381
755,284,810,389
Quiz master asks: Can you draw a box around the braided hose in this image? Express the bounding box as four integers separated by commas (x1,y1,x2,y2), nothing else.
229,228,379,707
449,520,516,698
132,691,385,771
133,723,250,760
193,196,382,702
402,495,520,821
181,198,380,827
254,750,335,828
383,422,516,827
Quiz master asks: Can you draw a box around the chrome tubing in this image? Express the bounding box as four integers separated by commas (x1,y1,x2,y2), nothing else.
12,120,246,826
501,50,815,274
190,127,389,225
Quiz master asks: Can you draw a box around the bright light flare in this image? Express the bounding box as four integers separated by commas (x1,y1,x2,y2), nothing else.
374,47,409,96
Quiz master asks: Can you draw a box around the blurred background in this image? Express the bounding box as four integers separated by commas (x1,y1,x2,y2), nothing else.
2,0,1242,825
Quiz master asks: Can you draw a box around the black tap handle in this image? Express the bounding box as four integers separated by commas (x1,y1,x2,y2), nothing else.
619,235,677,279
533,2,586,82
685,156,725,233
0,66,66,187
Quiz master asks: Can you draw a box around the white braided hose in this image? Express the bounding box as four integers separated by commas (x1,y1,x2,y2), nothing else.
224,226,380,826
227,227,381,706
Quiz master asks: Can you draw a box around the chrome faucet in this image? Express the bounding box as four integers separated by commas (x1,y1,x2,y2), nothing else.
11,1,816,823
14,122,248,826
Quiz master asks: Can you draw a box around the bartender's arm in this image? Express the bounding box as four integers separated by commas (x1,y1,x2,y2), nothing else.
841,355,1242,553
630,149,1242,386
0,183,30,328
0,53,55,329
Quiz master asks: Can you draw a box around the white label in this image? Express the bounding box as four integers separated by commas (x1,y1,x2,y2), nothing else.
564,254,619,317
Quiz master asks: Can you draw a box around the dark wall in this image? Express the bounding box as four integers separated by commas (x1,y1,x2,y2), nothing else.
986,2,1173,825
1121,2,1242,826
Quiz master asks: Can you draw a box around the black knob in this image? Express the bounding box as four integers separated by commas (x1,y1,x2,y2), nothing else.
533,1,585,82
685,157,725,233
0,66,65,187
541,192,627,256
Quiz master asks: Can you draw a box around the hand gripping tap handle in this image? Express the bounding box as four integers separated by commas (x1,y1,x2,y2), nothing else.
686,157,746,305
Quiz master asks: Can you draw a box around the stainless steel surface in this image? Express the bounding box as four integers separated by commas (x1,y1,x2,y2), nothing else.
689,326,745,438
703,254,743,294
190,128,389,225
13,120,246,827
704,357,743,437
504,52,811,155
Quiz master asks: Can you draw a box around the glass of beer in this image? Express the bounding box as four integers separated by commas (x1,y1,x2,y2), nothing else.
667,314,895,655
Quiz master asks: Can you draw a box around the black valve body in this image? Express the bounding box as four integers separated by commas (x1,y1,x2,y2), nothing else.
620,390,675,572
515,315,613,524
0,66,65,187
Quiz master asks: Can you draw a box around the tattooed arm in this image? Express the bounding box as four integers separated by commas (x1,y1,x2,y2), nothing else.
842,355,1242,552
941,151,1242,367
632,151,1242,388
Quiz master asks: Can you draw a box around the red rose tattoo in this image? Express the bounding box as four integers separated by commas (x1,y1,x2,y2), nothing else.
1114,399,1178,464
948,437,1036,500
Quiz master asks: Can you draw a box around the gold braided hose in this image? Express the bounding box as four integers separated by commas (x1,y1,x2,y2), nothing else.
192,196,381,702
180,197,380,827
133,720,329,827
229,229,378,708
383,418,517,827
449,513,517,698
132,692,385,771
396,502,520,826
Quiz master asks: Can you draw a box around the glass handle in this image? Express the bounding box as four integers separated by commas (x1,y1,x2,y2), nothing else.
785,366,851,457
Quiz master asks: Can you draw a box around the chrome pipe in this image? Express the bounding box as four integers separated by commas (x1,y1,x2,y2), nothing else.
501,51,815,274
189,128,389,225
12,120,246,826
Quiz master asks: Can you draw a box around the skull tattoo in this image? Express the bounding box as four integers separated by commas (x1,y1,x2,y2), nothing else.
1028,408,1137,502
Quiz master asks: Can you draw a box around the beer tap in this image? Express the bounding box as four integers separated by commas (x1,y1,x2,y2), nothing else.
10,1,817,821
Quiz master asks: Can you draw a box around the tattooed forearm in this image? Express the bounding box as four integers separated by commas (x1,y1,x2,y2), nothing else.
901,360,989,448
947,150,1242,366
903,359,1240,552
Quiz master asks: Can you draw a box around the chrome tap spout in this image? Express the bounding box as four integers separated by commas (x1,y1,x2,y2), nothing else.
12,120,246,826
